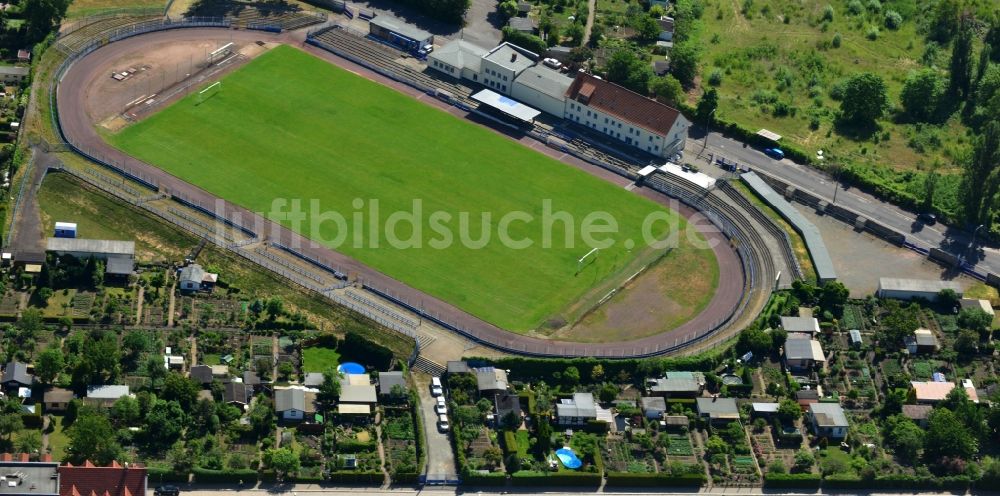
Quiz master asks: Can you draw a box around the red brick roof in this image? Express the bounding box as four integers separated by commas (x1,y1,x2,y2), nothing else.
59,461,146,496
565,72,683,136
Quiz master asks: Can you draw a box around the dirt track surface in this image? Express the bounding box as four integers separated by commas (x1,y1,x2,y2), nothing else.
55,27,746,357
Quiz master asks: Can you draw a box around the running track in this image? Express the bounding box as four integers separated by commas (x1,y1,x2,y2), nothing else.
54,27,748,357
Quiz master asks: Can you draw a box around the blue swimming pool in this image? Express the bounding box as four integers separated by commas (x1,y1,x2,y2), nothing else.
555,448,582,469
338,362,365,374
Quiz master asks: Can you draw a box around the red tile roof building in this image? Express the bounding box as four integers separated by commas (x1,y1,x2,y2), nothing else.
565,72,690,158
58,461,146,496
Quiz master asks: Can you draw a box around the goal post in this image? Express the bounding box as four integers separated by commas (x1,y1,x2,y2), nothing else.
576,247,599,274
195,82,221,105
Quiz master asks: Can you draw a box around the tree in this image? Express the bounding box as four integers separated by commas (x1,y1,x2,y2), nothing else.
563,366,580,386
605,49,652,94
924,408,977,461
948,13,975,101
23,0,71,43
564,23,585,46
15,430,41,455
266,447,300,479
265,297,284,320
277,361,294,381
35,347,64,385
900,68,945,121
988,17,1000,63
882,415,923,463
66,412,122,465
928,0,959,43
18,308,43,336
954,329,980,356
961,121,1000,224
317,368,342,405
498,0,518,19
958,308,993,337
598,383,618,403
649,74,683,106
739,328,772,357
110,396,141,426
670,42,699,88
633,15,660,42
839,72,888,126
777,399,802,423
146,354,167,387
121,331,151,362
142,400,186,450
0,412,22,441
819,281,849,316
793,448,814,472
161,372,199,410
535,415,552,455
695,88,719,124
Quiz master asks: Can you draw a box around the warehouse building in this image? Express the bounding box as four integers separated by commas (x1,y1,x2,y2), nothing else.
565,72,690,158
46,238,135,276
369,16,433,54
877,278,963,302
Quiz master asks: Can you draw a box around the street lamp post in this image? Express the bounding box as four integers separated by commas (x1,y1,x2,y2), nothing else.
699,108,716,159
831,165,842,205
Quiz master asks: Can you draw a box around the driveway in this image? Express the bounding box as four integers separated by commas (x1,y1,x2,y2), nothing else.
413,373,457,481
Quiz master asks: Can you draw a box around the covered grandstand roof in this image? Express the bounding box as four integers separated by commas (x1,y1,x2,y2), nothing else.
369,16,432,41
471,89,541,122
741,172,836,282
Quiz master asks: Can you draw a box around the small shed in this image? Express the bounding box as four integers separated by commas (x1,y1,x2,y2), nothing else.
848,329,863,348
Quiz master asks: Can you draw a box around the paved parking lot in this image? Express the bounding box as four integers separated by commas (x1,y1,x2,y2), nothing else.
797,206,972,297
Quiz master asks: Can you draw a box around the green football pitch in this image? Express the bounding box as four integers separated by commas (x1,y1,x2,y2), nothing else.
110,45,716,332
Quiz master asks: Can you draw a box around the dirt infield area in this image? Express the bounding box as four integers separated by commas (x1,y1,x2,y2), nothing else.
56,28,750,355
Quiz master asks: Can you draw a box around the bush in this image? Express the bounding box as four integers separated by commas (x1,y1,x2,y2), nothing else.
866,26,879,40
884,10,902,29
832,33,842,47
821,4,834,21
708,69,723,86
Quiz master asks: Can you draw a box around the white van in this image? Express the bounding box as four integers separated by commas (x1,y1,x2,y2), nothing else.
430,377,443,397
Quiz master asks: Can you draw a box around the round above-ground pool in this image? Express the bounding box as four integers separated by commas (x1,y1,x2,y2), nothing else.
338,362,365,374
555,448,582,469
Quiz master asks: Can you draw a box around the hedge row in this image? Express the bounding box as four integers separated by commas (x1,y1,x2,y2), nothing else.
192,468,258,483
605,472,706,487
762,473,821,488
461,472,507,486
146,467,187,483
326,471,383,484
510,470,602,486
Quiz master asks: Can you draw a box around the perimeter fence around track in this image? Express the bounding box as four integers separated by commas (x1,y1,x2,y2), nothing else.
45,19,774,357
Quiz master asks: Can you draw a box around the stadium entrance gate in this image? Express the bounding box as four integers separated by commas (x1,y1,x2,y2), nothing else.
421,474,460,485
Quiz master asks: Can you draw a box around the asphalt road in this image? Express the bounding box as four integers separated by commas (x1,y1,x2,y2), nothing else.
692,130,999,275
50,27,747,358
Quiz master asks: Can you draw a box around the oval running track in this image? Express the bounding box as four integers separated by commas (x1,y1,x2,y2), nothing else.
56,27,747,357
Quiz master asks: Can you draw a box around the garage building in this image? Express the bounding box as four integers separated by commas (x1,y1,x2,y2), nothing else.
877,278,964,302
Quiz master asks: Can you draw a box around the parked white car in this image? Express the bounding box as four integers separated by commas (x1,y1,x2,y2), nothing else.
430,377,443,397
437,414,450,432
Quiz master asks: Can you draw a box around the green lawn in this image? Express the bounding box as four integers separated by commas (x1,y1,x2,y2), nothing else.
111,45,708,332
46,415,70,461
301,346,341,373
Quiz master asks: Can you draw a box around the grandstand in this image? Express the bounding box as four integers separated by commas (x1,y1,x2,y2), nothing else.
183,1,326,30
56,14,166,54
308,26,476,105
